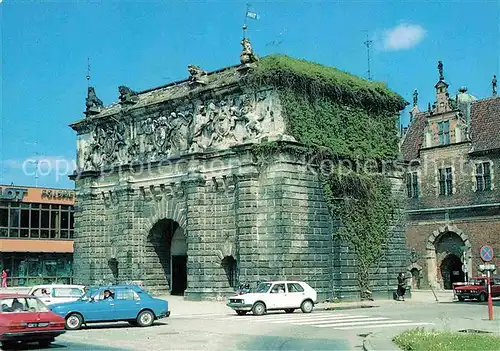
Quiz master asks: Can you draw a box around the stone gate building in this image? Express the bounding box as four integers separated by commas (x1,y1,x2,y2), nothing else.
70,46,409,300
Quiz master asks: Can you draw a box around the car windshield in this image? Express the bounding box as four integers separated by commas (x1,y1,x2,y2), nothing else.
0,297,49,313
254,283,272,293
79,288,98,301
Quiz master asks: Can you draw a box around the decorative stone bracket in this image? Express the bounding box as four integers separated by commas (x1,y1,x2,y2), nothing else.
210,175,238,193
101,190,120,206
139,182,185,201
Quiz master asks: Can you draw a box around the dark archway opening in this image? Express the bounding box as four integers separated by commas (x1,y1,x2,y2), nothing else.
148,219,187,295
440,254,464,290
221,256,237,288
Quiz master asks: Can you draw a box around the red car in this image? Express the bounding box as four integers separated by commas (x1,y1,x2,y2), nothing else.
453,276,500,302
0,294,66,349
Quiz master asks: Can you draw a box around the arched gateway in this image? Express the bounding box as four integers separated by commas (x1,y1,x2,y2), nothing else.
70,53,408,300
146,219,187,295
426,224,471,289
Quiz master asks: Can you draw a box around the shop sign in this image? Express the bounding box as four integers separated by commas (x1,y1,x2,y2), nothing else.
0,187,28,201
41,189,74,201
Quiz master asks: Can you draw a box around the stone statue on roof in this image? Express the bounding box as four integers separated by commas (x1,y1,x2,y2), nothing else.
188,64,208,84
413,89,418,107
118,86,139,104
240,37,259,64
438,61,444,81
493,75,497,96
85,86,104,116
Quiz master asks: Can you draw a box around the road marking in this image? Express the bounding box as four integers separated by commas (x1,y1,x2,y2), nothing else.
336,322,435,330
290,317,391,325
316,319,412,328
252,314,350,322
267,315,369,324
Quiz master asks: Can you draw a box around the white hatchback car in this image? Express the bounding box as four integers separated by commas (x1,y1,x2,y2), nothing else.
226,281,318,316
27,284,86,305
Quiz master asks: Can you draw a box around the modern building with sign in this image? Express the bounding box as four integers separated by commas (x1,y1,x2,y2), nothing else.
0,184,76,286
401,63,499,290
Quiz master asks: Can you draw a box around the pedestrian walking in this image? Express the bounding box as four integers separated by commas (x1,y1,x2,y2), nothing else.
1,269,8,288
397,272,407,301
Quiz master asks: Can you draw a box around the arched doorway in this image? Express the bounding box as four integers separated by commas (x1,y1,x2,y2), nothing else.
426,225,471,289
440,254,464,290
221,256,238,289
170,227,187,295
147,219,187,295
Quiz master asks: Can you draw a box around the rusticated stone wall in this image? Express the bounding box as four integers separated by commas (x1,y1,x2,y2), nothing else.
71,64,408,301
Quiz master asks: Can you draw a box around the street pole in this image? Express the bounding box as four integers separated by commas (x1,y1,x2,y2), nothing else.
487,270,494,320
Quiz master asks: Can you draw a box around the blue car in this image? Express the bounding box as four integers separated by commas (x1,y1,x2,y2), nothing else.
49,285,170,330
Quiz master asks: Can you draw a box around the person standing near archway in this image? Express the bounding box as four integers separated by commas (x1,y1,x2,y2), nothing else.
397,272,407,301
1,269,8,288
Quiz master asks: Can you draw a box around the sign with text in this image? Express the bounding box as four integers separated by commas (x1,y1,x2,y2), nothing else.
0,187,28,201
41,189,74,201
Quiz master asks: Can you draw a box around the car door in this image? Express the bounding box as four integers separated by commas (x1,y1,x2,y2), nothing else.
112,288,141,320
267,283,287,309
84,289,116,322
285,283,306,308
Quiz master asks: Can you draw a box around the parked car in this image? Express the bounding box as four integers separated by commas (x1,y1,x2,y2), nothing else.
226,281,318,316
27,284,86,306
49,285,170,330
0,294,66,349
453,276,500,302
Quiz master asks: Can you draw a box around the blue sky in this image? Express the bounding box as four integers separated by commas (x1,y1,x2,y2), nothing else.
1,0,499,189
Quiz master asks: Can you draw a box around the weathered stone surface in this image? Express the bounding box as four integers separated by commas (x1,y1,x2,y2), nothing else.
70,63,407,301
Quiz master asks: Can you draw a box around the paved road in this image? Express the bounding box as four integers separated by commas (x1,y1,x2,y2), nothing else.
6,298,497,350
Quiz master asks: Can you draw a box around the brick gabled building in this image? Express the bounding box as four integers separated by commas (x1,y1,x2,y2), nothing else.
401,63,500,290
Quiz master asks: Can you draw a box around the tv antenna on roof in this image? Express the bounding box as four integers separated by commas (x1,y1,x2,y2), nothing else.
25,141,41,187
363,31,373,80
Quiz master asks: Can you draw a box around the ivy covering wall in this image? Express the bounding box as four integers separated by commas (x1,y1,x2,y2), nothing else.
248,54,407,298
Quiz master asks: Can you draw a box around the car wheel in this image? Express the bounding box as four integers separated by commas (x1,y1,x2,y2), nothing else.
252,302,266,316
284,309,295,313
137,310,155,327
300,300,314,313
457,296,465,302
65,313,83,330
479,293,487,302
38,339,53,348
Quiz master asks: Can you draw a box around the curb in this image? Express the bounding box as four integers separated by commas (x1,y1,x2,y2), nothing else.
362,332,401,351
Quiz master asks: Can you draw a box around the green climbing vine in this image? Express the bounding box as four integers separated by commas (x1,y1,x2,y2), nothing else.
248,54,407,298
323,165,400,298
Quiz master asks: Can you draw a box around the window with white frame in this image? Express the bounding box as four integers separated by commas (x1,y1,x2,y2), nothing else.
475,162,492,191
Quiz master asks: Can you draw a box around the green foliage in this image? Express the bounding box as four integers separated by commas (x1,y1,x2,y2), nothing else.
249,55,406,298
247,54,406,161
323,165,399,297
248,54,407,112
393,328,500,351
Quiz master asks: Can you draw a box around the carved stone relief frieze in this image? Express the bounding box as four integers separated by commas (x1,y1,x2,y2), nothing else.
78,90,283,172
